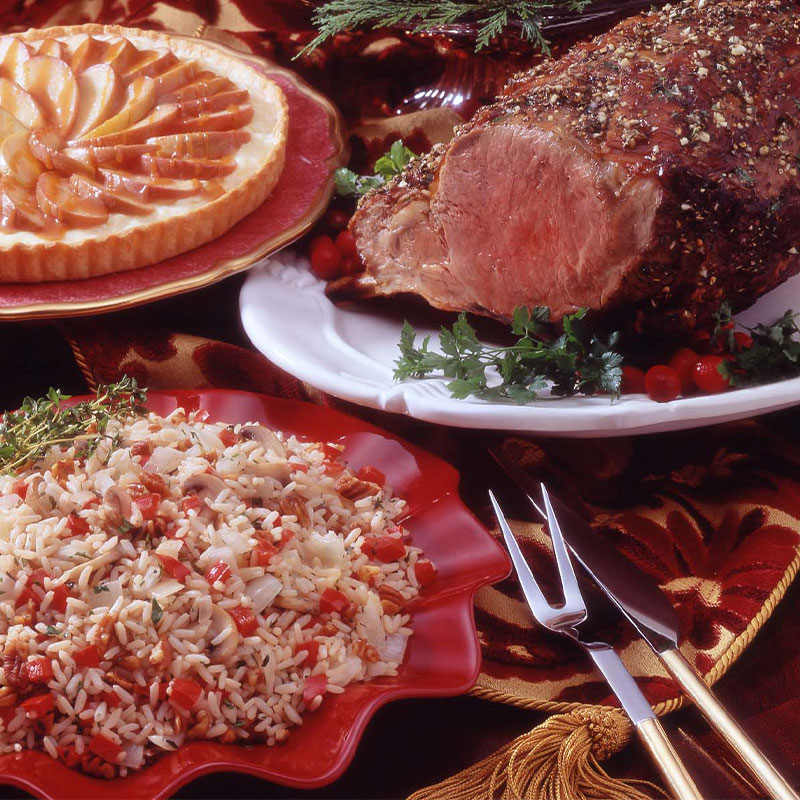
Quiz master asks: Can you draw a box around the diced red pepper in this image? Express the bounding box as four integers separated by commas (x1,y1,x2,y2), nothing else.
134,492,161,521
414,558,438,587
368,536,406,563
295,639,320,667
319,588,349,614
11,479,27,499
102,690,121,708
50,584,71,614
0,705,16,725
157,553,191,583
169,678,203,711
28,568,50,587
302,673,327,705
291,462,309,473
73,645,101,668
26,657,53,684
181,495,201,514
218,428,238,447
205,560,231,585
254,540,277,567
21,693,54,719
163,524,181,539
133,682,168,701
57,744,81,768
15,585,40,610
65,513,90,537
321,444,342,461
89,732,122,764
357,465,385,486
323,461,344,477
82,496,100,509
229,606,258,636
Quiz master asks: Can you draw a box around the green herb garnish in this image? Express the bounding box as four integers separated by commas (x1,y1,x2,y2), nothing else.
119,519,134,534
0,378,148,474
45,625,65,638
233,720,245,728
395,306,623,403
93,585,110,595
262,654,270,667
151,596,163,626
334,140,417,198
74,552,91,560
224,699,235,709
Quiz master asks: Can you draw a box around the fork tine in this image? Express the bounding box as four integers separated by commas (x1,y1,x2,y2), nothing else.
489,491,552,622
540,484,585,615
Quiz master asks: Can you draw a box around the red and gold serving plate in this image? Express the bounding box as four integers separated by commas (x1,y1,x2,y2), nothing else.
0,39,347,321
0,389,510,798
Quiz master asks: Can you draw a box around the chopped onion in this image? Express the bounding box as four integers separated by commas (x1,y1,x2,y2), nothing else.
144,446,183,474
327,655,363,687
306,532,346,568
122,743,144,769
380,633,408,663
245,574,282,613
93,470,116,496
152,579,184,600
196,544,235,571
362,593,387,653
154,539,183,559
89,578,122,609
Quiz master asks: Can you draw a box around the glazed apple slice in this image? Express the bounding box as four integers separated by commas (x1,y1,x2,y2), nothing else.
79,76,156,140
36,171,108,227
70,64,125,139
124,48,177,81
0,108,26,144
29,130,93,175
69,173,152,215
148,130,249,159
70,34,110,74
0,179,44,230
154,60,199,97
99,168,201,200
0,130,42,188
0,78,43,129
160,75,234,104
64,142,158,168
103,37,139,74
19,56,79,135
0,37,31,83
181,105,253,132
139,153,236,179
82,104,180,146
179,89,249,116
36,38,68,60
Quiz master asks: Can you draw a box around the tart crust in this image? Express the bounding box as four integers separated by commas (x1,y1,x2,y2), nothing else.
0,24,288,283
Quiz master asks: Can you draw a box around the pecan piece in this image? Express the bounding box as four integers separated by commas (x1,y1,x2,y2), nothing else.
279,495,311,528
2,646,29,691
334,474,380,502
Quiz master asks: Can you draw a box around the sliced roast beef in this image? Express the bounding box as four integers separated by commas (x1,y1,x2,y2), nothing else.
329,0,800,332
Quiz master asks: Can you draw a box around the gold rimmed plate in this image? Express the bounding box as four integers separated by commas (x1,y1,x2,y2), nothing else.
0,37,347,320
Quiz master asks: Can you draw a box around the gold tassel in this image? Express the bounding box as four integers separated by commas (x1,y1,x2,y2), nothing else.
408,706,666,800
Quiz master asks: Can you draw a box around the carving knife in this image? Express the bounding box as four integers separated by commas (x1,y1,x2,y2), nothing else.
490,451,799,800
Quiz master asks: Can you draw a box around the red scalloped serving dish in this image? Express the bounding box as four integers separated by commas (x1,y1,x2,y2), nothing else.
0,390,509,799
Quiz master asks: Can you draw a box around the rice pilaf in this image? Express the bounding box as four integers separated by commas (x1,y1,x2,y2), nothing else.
0,407,435,777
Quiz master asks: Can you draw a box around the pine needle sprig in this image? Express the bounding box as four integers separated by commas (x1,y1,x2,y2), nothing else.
0,377,148,474
301,0,591,56
394,306,623,403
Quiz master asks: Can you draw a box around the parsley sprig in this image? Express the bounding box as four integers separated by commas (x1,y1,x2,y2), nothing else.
0,377,148,474
334,140,417,198
395,306,623,402
715,302,800,386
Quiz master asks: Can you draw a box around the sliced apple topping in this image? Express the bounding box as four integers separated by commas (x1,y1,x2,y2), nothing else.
124,48,177,81
0,37,31,84
71,63,124,139
179,89,249,116
154,60,199,97
81,103,180,146
63,142,158,167
37,38,68,61
160,75,234,104
99,168,201,201
0,179,44,230
29,129,92,175
0,77,44,129
139,153,236,180
0,130,42,188
0,107,25,144
70,35,110,74
148,130,250,159
103,37,139,74
69,173,152,215
19,56,78,135
36,171,108,227
181,105,253,133
79,75,156,140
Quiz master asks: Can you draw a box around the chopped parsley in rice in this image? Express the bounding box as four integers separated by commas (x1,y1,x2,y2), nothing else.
0,408,436,777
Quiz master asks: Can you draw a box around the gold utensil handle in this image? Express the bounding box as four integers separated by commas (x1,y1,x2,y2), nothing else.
637,717,704,800
661,648,799,800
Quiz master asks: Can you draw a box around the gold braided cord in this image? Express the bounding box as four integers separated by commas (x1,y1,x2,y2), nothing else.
59,325,98,393
408,706,665,800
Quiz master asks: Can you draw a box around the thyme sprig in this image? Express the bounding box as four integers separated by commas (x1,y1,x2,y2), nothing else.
0,377,148,474
395,306,623,402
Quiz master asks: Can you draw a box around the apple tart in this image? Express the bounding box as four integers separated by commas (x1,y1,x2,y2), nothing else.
0,24,288,282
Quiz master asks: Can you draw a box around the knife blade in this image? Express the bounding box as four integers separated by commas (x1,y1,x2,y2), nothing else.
490,449,800,800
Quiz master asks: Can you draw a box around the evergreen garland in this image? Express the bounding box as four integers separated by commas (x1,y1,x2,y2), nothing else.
303,0,591,53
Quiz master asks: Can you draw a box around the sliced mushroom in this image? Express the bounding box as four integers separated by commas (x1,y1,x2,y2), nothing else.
54,546,119,585
207,604,239,663
103,485,132,527
250,460,291,485
23,475,50,517
180,473,227,522
240,426,286,458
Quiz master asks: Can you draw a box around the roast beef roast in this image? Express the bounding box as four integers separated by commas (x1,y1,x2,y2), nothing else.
329,0,800,332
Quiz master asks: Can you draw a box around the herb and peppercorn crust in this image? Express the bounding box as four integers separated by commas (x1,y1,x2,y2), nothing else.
0,24,287,283
331,0,800,334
